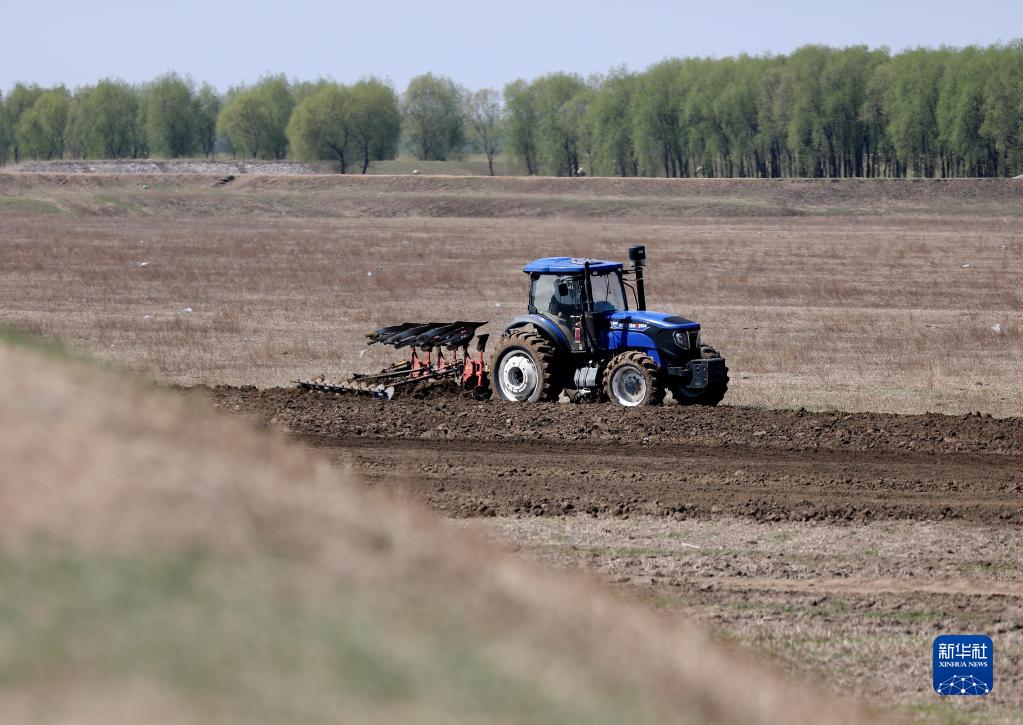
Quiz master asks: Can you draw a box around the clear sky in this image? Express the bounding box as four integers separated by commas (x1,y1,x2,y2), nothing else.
3,0,1021,92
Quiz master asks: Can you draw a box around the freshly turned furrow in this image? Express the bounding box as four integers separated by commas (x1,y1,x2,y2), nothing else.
206,386,1023,525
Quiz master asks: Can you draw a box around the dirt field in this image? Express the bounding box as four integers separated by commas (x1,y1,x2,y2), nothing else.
211,386,1023,524
209,385,1023,721
2,169,1021,721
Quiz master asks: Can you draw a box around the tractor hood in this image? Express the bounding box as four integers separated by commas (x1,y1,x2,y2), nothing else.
608,310,700,331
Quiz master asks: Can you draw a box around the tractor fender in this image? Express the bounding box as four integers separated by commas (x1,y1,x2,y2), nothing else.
503,315,570,351
605,329,664,367
611,346,663,367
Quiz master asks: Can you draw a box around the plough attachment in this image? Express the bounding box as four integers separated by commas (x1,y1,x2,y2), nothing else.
297,321,490,400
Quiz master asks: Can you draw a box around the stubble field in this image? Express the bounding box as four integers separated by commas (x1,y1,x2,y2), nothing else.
1,168,1021,721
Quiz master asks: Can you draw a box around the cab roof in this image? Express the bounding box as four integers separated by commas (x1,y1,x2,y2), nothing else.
523,257,623,274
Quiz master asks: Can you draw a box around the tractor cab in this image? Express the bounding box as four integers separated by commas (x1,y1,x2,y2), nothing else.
524,257,627,343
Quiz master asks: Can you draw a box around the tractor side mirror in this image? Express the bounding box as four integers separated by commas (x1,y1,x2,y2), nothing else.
557,282,569,297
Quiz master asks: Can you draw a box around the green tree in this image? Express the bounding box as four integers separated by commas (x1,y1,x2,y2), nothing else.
568,85,595,175
402,73,464,161
195,83,221,158
781,46,829,177
4,83,44,162
755,59,792,177
884,48,947,177
217,91,263,158
145,73,199,157
633,60,686,177
585,70,638,176
0,91,10,164
715,57,762,177
291,80,331,105
64,88,90,159
66,80,141,158
679,58,733,177
980,42,1023,176
15,88,71,159
936,48,988,176
530,73,588,176
503,79,539,174
860,59,895,177
463,88,502,176
286,83,355,172
218,75,293,159
821,47,882,177
350,78,401,173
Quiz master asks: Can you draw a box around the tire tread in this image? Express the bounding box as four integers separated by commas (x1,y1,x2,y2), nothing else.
491,329,562,402
604,350,665,406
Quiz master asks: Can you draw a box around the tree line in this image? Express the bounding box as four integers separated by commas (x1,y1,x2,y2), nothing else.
502,43,1023,178
1,43,1021,177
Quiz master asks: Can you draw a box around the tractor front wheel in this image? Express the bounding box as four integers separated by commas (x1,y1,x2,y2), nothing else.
604,351,665,407
491,330,562,403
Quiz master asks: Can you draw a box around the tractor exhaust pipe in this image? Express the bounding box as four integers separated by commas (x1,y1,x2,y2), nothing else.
628,244,647,311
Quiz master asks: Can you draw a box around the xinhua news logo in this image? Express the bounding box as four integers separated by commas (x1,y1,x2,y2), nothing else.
933,635,993,696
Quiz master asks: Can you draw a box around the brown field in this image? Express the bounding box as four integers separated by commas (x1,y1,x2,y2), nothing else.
2,169,1022,722
1,172,1020,416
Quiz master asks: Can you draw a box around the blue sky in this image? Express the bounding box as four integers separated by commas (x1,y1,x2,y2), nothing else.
4,0,1021,92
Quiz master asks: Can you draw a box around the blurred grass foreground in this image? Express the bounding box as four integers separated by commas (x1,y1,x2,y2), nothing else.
0,330,869,725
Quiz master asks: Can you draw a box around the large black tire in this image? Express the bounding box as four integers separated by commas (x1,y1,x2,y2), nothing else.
604,351,665,407
672,344,729,406
491,329,562,402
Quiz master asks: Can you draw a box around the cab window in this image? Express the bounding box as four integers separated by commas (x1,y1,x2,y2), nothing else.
590,271,627,312
530,274,584,322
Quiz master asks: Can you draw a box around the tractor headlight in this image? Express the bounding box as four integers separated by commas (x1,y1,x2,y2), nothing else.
673,331,690,350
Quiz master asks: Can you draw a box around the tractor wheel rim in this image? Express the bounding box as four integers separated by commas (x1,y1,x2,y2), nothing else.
611,367,646,406
500,352,538,400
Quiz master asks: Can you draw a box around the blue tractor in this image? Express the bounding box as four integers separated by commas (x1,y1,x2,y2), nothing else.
491,245,728,406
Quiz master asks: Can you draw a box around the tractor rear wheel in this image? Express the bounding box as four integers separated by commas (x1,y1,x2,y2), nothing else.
604,351,665,407
672,344,729,406
491,330,562,403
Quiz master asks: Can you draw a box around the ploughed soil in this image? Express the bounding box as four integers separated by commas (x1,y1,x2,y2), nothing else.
206,386,1023,526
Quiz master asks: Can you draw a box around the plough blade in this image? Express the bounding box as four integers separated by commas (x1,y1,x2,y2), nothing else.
365,321,487,350
297,321,491,401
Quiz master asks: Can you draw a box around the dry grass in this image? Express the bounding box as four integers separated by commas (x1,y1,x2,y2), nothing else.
467,515,1023,723
0,335,875,724
0,173,1020,416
